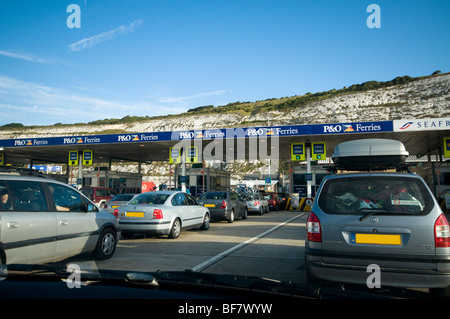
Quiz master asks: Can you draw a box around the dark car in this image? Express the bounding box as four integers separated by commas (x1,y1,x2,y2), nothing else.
198,191,248,223
264,193,282,211
104,193,137,214
277,193,289,210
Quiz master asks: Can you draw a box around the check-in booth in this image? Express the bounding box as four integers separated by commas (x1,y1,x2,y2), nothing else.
175,165,230,197
289,166,329,198
81,168,143,194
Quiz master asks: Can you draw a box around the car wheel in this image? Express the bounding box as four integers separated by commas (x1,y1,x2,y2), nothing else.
259,207,264,215
228,210,235,223
242,207,248,219
169,218,181,239
93,228,117,260
200,213,210,230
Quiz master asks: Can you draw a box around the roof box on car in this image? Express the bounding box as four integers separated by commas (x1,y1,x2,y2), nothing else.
331,138,409,171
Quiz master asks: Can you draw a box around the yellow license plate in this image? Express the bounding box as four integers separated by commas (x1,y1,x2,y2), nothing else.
126,212,145,217
353,234,401,245
111,205,120,208
205,204,215,207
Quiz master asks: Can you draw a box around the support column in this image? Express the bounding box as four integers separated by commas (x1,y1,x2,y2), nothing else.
306,143,312,199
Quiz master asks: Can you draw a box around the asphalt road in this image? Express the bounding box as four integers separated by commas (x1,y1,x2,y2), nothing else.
97,210,308,284
55,209,432,298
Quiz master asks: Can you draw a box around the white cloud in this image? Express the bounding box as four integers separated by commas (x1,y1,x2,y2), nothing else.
68,19,144,52
0,50,58,64
0,75,181,126
159,90,228,103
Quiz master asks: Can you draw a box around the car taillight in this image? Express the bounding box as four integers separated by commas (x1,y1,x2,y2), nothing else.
254,201,260,206
307,212,322,242
221,201,227,209
153,209,163,219
113,208,119,220
434,214,450,248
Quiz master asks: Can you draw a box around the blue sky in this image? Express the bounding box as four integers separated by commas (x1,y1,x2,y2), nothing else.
0,0,449,126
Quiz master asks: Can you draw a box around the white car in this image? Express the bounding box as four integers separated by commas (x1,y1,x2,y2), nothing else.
0,173,119,264
117,191,210,239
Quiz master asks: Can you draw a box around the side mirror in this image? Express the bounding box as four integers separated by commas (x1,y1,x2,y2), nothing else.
82,203,96,212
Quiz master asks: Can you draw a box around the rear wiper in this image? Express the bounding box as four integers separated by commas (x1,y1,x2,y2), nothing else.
358,208,399,221
359,210,415,221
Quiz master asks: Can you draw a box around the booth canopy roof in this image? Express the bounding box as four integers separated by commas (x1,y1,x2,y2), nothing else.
0,119,449,165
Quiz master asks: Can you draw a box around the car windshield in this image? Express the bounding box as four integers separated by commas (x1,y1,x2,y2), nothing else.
1,1,448,303
128,193,170,205
318,175,435,215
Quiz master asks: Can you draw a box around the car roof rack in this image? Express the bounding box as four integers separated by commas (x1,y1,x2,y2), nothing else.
330,138,410,173
0,165,52,178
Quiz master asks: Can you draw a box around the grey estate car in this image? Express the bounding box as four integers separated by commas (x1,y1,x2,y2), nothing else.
0,172,119,264
198,191,248,223
305,139,450,295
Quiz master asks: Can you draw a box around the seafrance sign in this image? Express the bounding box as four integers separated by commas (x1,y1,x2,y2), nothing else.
394,117,450,132
0,120,393,148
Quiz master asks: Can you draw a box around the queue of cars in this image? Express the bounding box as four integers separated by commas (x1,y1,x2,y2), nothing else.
0,163,287,266
116,189,284,238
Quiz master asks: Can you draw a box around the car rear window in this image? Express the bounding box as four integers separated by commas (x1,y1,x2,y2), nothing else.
199,192,227,200
129,193,169,205
111,194,134,201
317,175,435,216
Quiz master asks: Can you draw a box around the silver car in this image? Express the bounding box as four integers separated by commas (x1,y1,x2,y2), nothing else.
117,191,210,239
246,193,269,215
0,174,119,264
305,139,450,295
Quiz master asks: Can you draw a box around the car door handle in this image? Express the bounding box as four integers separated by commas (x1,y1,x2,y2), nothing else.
60,220,68,226
7,222,19,229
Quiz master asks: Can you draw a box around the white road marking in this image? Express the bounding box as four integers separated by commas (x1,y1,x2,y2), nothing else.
191,213,305,272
